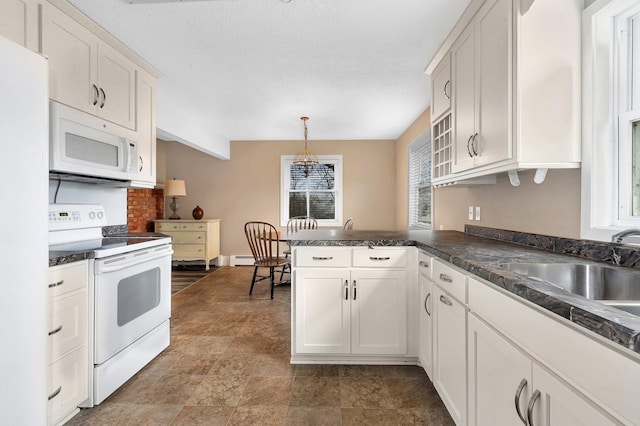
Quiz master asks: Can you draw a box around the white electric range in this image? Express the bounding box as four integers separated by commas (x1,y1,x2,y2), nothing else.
49,204,173,405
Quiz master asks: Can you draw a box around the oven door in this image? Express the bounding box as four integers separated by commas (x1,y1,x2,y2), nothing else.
93,244,172,364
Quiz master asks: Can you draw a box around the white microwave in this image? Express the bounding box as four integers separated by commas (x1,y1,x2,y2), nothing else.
49,101,139,181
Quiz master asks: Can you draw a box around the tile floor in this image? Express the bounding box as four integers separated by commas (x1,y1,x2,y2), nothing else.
67,266,454,425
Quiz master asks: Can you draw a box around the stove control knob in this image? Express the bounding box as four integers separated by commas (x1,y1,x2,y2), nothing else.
89,211,96,220
97,211,104,219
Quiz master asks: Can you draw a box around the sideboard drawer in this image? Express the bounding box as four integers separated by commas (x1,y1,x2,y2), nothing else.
173,244,205,258
172,232,205,244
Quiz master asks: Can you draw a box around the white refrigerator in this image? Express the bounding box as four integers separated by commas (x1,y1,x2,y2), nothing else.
0,35,49,424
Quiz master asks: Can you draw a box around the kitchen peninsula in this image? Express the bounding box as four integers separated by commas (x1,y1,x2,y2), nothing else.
288,226,640,425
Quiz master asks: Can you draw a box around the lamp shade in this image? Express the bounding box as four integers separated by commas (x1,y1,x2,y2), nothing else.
164,179,187,197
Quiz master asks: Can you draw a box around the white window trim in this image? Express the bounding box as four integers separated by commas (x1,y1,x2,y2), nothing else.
581,0,640,241
280,155,343,227
408,130,432,230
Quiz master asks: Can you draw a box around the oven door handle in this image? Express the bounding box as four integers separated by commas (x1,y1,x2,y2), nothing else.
95,245,173,274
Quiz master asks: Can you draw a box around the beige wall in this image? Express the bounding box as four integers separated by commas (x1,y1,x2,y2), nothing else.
434,168,581,238
163,138,397,257
395,109,431,230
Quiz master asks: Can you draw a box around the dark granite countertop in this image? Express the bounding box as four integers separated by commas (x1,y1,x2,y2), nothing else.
288,226,640,356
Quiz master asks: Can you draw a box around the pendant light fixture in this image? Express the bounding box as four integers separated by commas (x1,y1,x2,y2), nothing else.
293,116,319,174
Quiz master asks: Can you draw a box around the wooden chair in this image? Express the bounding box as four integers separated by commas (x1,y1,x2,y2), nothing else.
280,216,318,280
343,218,354,230
244,221,290,299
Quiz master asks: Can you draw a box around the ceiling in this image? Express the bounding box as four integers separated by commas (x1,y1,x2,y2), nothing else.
67,0,471,156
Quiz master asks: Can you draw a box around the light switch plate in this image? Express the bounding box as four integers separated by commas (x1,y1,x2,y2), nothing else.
468,206,474,220
475,206,481,221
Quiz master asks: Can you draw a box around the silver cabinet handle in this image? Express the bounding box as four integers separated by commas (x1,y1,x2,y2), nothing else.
369,256,390,261
424,293,431,316
48,325,63,336
444,80,451,99
92,84,99,106
99,87,106,108
439,273,453,283
345,280,349,300
419,260,429,269
439,294,452,306
352,280,357,300
514,378,528,425
48,386,62,401
312,256,333,260
527,390,541,426
467,134,474,157
48,280,64,289
472,133,479,156
139,155,144,172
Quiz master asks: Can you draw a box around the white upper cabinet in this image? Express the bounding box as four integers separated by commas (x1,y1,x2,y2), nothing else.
42,3,136,130
426,0,582,185
0,0,39,51
131,68,157,187
430,53,451,123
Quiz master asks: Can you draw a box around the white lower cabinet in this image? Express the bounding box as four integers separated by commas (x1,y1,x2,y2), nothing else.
418,265,434,378
468,313,619,426
294,267,407,355
433,284,468,426
48,261,89,426
292,247,414,361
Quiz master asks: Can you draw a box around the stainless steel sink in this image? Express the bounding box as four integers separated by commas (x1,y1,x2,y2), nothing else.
599,301,640,316
498,262,640,301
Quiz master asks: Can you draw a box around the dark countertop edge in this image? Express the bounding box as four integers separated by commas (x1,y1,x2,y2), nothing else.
289,229,640,355
49,250,94,267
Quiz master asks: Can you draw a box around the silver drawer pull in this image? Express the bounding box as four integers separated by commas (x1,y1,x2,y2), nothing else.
527,390,541,426
369,256,391,261
312,256,333,260
48,280,64,289
439,295,453,306
419,261,429,268
48,325,63,336
48,386,62,401
439,273,453,283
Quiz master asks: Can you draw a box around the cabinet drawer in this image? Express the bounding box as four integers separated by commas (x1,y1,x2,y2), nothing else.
172,231,205,244
173,244,205,258
49,291,87,362
48,261,88,298
48,345,88,426
433,259,467,303
295,248,350,267
418,251,433,280
155,222,181,232
352,248,407,268
179,223,208,231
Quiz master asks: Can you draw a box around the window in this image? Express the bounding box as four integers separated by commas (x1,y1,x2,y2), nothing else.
408,130,432,230
582,0,640,241
280,155,343,227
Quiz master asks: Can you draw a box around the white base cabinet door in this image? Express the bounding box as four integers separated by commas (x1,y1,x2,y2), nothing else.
419,273,434,379
351,269,407,355
468,312,620,426
433,285,467,426
294,268,350,354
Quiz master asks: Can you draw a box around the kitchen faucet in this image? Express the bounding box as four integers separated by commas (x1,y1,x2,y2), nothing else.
611,229,640,243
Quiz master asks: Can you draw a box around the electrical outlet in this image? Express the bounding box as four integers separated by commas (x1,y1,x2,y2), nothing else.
468,206,474,220
475,206,481,221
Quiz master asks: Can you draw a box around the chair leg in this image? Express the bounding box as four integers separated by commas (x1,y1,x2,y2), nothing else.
269,267,275,299
249,266,258,295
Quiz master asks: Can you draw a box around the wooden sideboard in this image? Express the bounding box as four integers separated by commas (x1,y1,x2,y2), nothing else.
154,219,221,270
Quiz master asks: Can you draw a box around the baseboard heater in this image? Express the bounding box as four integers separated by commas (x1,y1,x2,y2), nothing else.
231,255,255,266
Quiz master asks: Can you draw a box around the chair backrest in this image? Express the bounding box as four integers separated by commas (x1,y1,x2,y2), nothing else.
244,221,280,263
343,218,354,230
287,216,318,233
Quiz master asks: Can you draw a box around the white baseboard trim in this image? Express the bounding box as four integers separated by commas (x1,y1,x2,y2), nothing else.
230,255,255,267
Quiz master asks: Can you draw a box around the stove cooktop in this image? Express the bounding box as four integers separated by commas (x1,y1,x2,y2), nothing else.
49,233,171,258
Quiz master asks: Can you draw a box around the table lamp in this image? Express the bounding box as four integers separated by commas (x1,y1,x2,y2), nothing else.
164,178,187,219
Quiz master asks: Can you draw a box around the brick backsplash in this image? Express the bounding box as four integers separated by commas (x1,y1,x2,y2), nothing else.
127,188,164,232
